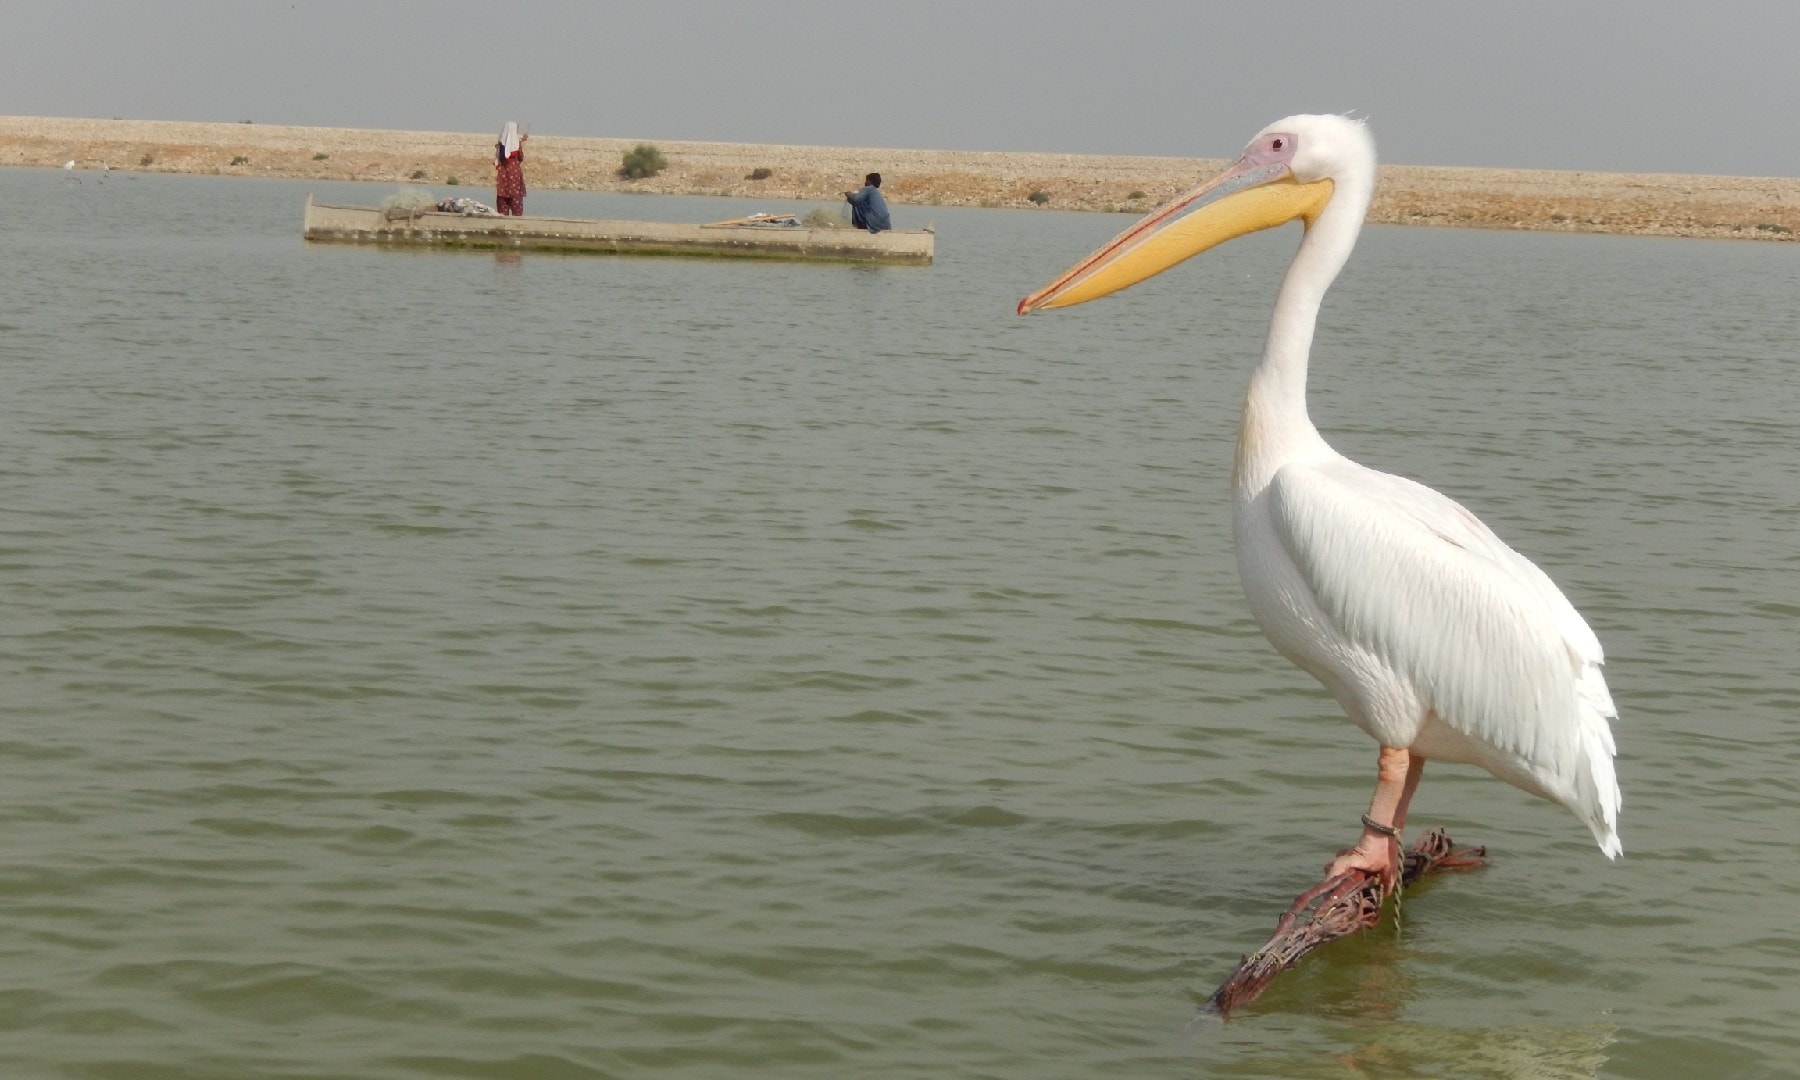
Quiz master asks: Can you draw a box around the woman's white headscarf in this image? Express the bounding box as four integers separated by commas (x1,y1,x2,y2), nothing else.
498,121,521,157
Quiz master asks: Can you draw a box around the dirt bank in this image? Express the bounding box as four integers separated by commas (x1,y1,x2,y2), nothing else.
5,116,1797,241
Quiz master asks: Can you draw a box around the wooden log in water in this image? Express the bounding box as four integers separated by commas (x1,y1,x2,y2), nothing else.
1202,828,1488,1017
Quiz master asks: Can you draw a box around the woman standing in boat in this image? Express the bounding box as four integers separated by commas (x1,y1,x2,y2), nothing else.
495,122,528,216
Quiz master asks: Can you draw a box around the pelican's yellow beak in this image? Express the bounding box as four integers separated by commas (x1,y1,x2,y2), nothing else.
1017,158,1333,314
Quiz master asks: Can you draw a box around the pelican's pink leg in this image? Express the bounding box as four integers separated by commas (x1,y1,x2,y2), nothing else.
1393,752,1425,832
1324,746,1415,888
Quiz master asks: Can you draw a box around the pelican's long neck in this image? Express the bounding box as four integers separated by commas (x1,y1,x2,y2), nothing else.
1234,165,1373,493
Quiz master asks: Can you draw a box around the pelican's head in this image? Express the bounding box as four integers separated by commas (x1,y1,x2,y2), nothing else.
1018,114,1374,314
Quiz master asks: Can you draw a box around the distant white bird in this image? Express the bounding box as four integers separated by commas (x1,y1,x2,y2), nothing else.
1020,115,1621,886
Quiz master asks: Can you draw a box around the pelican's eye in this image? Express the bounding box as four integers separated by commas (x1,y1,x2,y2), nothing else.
1244,133,1298,168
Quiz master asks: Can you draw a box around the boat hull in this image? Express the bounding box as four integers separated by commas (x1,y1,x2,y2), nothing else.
301,197,933,265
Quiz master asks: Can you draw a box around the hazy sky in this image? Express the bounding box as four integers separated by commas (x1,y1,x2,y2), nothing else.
13,1,1800,177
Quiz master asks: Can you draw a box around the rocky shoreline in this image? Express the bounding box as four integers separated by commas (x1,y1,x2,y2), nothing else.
6,116,1797,241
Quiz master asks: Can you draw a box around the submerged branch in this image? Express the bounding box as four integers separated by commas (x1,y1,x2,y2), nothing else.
1202,828,1488,1017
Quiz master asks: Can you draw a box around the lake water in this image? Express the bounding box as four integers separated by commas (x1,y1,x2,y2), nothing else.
3,166,1798,1079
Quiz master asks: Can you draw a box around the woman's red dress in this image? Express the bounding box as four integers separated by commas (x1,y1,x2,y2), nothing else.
495,149,526,215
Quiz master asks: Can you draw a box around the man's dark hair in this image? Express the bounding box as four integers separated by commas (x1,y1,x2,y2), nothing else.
865,172,882,188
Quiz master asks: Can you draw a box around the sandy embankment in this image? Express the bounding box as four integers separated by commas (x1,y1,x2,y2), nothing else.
5,116,1798,241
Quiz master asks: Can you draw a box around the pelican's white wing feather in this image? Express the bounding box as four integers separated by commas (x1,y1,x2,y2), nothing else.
1266,458,1621,855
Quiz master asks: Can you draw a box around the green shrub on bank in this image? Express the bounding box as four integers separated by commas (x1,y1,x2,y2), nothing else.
620,144,668,179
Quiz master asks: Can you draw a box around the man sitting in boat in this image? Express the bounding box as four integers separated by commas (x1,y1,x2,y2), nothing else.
844,173,891,233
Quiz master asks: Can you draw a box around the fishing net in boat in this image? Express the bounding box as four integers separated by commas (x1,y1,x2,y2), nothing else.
381,188,436,210
380,187,436,221
802,204,850,229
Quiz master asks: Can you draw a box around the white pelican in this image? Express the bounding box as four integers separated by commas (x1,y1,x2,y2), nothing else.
1020,115,1621,886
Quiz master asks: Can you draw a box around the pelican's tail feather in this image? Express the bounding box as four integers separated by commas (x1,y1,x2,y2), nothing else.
1575,662,1622,858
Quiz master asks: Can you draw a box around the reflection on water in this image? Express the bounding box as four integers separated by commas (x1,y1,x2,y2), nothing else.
1201,1014,1614,1079
1194,906,1617,1076
2,167,1798,1078
1332,1022,1613,1079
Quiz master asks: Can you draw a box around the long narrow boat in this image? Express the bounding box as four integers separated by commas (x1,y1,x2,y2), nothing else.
301,196,933,265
